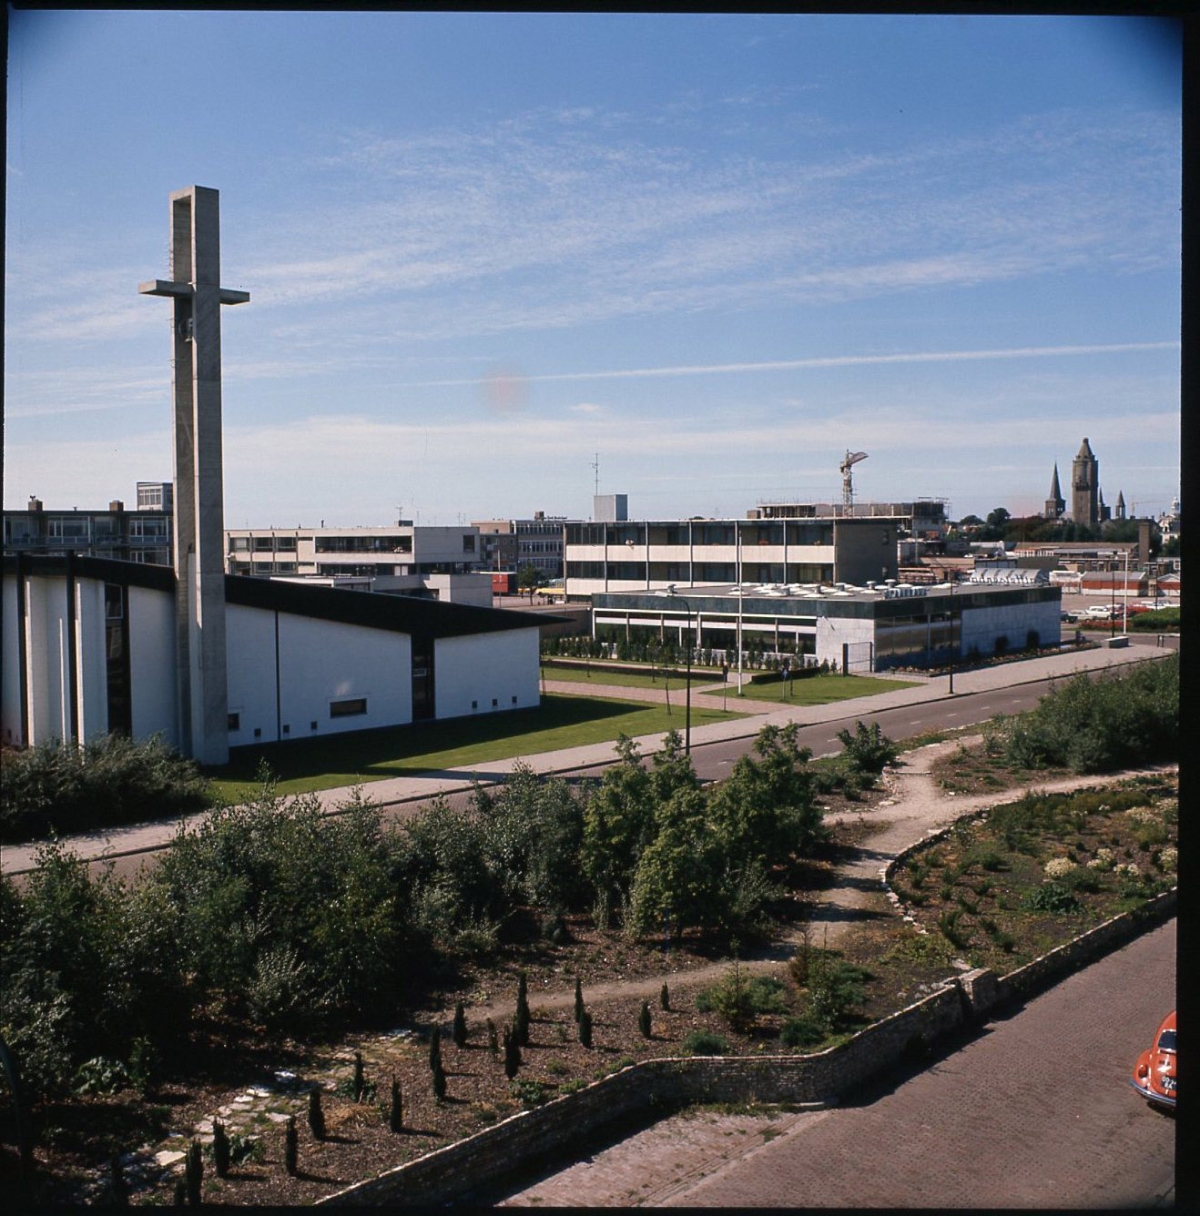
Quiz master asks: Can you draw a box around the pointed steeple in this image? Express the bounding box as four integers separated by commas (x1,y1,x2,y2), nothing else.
1045,462,1065,519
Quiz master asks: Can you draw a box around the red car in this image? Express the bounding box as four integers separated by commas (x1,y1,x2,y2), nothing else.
1131,1010,1176,1110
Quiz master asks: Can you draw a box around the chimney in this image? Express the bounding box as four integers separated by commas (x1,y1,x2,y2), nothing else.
28,496,43,512
109,500,125,512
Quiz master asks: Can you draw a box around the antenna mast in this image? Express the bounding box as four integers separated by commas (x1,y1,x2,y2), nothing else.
591,452,600,496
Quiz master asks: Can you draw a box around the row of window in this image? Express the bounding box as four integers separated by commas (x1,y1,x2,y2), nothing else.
564,522,836,547
227,697,368,736
566,561,834,583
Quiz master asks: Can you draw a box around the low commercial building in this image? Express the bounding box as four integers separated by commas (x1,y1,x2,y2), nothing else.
2,553,546,753
591,573,1061,673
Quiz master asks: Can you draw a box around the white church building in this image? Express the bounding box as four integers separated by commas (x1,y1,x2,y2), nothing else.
2,552,543,755
2,186,545,764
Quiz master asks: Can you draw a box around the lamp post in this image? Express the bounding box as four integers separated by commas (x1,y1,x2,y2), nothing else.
948,578,957,695
665,585,693,754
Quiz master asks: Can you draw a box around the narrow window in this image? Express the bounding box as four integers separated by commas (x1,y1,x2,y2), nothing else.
330,697,368,718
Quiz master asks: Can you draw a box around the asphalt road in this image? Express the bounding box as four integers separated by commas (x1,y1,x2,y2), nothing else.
495,918,1179,1209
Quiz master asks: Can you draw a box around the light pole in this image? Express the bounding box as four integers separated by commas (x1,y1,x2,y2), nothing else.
665,585,693,754
947,578,957,695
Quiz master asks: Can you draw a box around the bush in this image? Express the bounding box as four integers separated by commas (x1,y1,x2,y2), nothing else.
695,965,785,1031
835,720,899,779
0,733,212,842
780,1015,826,1048
681,1030,730,1056
1022,881,1082,915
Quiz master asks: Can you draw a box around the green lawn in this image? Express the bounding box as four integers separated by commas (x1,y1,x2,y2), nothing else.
209,694,750,802
543,661,920,706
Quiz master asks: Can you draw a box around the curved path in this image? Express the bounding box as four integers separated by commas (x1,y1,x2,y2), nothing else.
458,737,1174,1029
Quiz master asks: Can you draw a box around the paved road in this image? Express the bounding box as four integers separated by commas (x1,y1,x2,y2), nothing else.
0,642,1169,877
496,919,1178,1209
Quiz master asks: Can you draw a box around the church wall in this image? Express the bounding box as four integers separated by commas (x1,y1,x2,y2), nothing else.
276,613,411,741
129,584,179,748
74,577,109,743
1,573,24,746
24,574,68,746
433,627,541,720
225,604,282,747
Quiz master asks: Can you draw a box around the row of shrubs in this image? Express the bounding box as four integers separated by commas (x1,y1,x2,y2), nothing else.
982,652,1177,774
0,733,212,843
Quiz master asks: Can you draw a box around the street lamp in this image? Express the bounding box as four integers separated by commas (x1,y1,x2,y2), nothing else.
947,578,957,695
665,585,693,754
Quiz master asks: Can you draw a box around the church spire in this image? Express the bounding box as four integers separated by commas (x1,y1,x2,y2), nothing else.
1045,462,1065,519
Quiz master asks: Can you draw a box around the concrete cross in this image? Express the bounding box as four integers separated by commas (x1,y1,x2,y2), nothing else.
140,186,248,765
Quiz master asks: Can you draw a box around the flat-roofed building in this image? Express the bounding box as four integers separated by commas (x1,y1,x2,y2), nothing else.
591,572,1060,674
564,514,901,601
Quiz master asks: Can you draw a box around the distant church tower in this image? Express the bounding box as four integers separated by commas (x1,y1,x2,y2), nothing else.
1071,437,1100,527
1115,491,1126,521
1044,464,1065,519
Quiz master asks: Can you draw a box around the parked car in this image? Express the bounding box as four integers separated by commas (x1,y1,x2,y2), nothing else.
1086,605,1113,619
1131,1010,1176,1111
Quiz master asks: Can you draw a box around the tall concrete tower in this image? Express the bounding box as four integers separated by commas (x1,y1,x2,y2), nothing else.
140,187,248,764
1071,437,1099,527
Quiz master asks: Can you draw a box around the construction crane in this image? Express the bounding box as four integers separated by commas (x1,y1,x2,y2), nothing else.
840,450,868,508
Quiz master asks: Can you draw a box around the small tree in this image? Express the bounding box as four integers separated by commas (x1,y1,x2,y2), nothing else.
518,563,541,603
574,977,584,1024
515,973,531,1046
428,1026,442,1072
185,1140,203,1206
452,1002,468,1048
432,1057,447,1102
578,1008,593,1049
660,981,670,1011
352,1051,365,1103
109,1154,129,1207
639,1001,652,1038
389,1076,403,1133
307,1087,326,1141
486,1017,499,1056
212,1117,231,1178
284,1116,298,1177
503,1025,521,1080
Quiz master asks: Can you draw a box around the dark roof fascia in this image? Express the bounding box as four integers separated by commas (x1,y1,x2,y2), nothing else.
1,552,176,592
224,575,566,640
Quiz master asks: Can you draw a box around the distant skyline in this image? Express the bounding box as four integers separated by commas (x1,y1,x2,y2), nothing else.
4,11,1181,526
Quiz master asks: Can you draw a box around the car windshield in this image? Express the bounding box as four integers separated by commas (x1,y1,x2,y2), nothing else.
1158,1029,1176,1052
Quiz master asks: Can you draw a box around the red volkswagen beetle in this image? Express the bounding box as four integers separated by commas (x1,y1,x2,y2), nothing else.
1131,1010,1176,1111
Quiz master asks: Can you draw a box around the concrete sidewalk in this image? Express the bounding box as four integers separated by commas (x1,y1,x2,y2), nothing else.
0,642,1167,876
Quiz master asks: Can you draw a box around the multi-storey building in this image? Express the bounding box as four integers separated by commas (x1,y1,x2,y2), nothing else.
750,498,948,539
224,523,484,579
3,493,173,566
473,511,578,581
564,513,901,601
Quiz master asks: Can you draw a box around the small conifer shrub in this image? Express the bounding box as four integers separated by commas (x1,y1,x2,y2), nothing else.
579,1008,593,1048
284,1116,298,1177
212,1117,231,1178
353,1052,365,1103
503,1025,521,1080
185,1140,203,1206
639,1001,652,1038
660,982,670,1011
453,1002,468,1047
389,1077,403,1133
574,977,584,1023
308,1087,326,1141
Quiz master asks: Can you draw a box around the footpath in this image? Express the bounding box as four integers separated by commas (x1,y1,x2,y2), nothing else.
0,639,1169,877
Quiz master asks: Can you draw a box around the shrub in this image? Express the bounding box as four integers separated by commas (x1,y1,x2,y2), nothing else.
284,1117,298,1177
780,1016,826,1049
503,1026,521,1080
1042,857,1075,880
307,1088,326,1141
452,1001,468,1047
682,1030,730,1056
835,720,899,778
579,1009,593,1048
1022,882,1082,915
212,1119,231,1179
389,1077,402,1133
0,733,212,843
660,981,670,1011
639,1001,652,1038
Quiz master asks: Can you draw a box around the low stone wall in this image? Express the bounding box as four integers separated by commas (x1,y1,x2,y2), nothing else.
321,896,1174,1208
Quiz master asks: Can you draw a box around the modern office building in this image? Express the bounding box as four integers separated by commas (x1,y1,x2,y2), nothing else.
3,493,174,566
591,573,1061,674
225,523,485,579
564,513,902,601
473,511,577,581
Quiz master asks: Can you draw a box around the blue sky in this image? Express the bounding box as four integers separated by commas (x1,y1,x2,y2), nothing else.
4,11,1181,526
